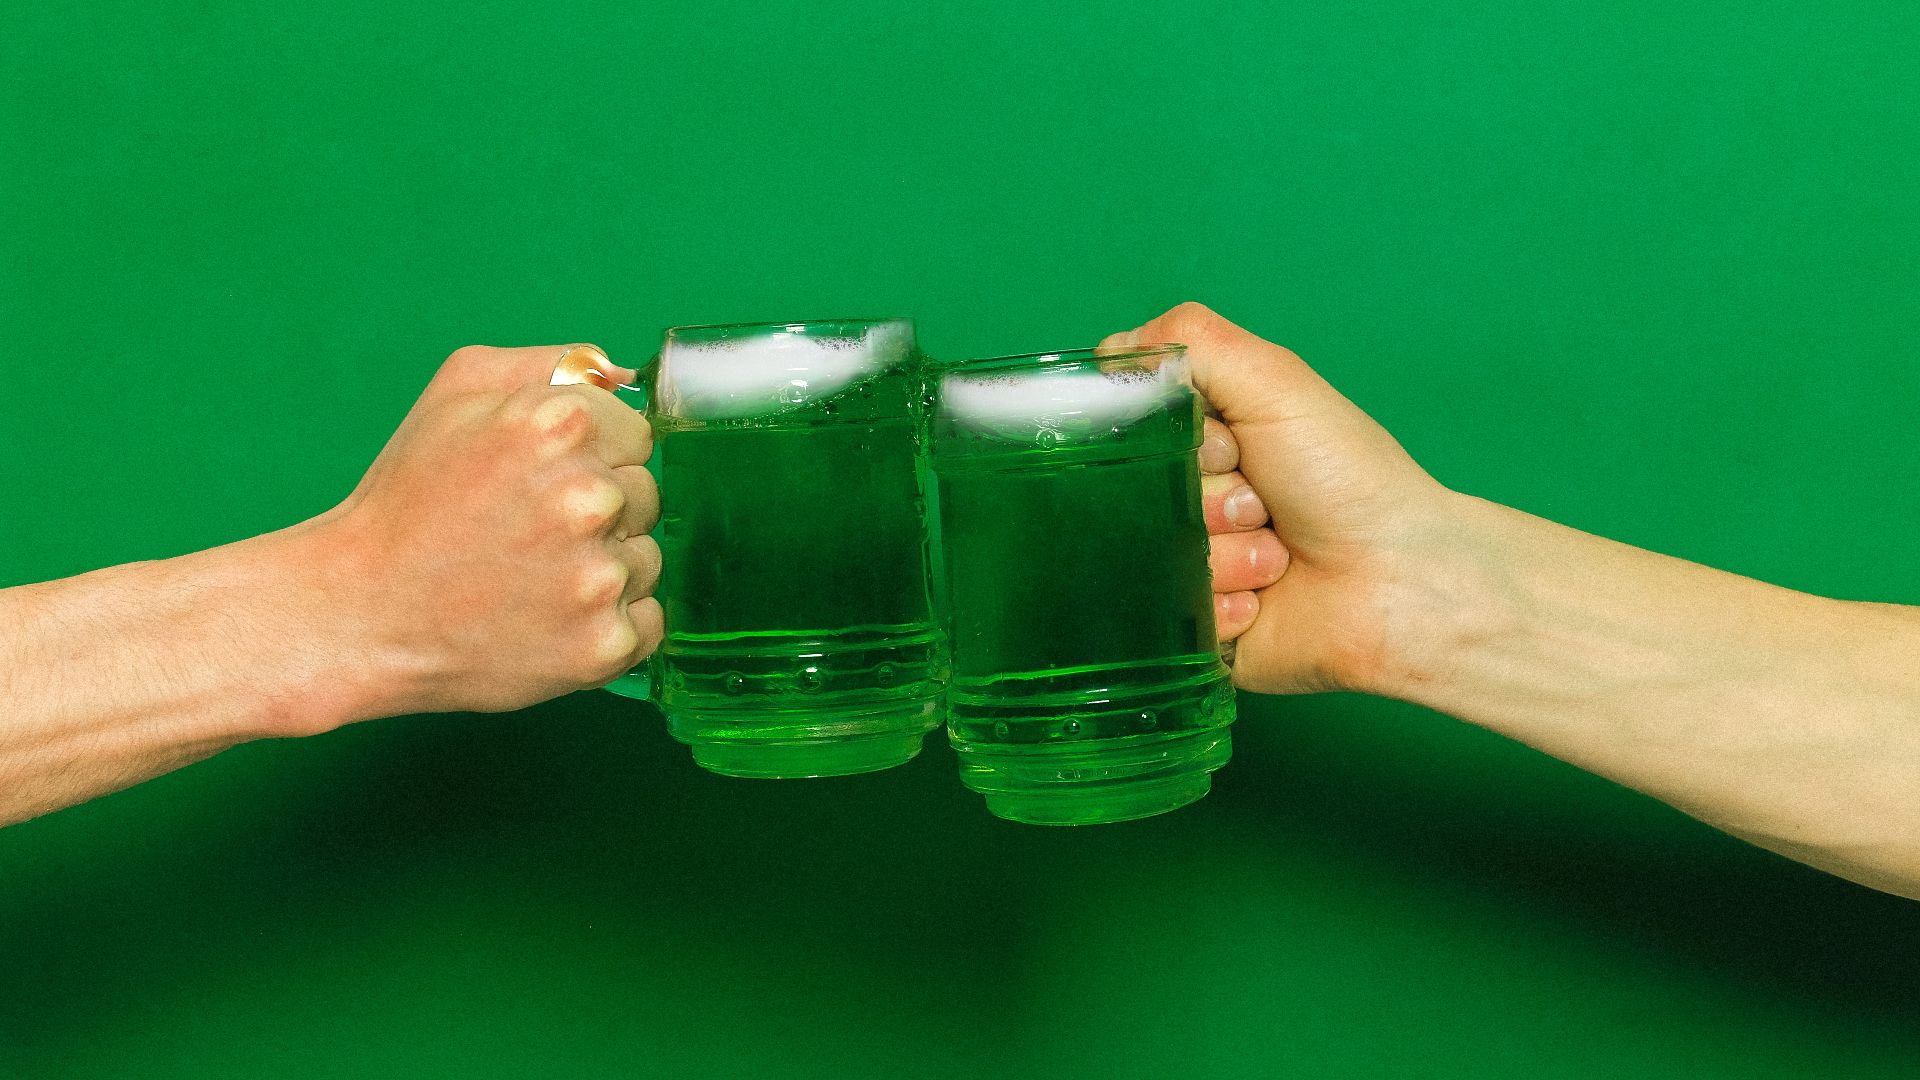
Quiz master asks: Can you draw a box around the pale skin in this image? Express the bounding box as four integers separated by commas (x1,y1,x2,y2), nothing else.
1124,302,1920,901
4,315,1916,903
0,343,662,826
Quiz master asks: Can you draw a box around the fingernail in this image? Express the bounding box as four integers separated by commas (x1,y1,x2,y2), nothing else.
582,347,638,391
1249,531,1288,575
554,344,632,390
1217,591,1257,623
1198,435,1234,473
1224,487,1266,528
605,357,639,386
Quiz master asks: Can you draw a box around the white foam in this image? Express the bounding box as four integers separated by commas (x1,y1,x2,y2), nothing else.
941,361,1183,438
660,321,911,420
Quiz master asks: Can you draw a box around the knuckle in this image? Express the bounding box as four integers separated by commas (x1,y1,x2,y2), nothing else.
1168,301,1220,333
531,392,590,434
1159,301,1238,352
496,387,544,428
446,344,494,369
562,477,625,532
519,392,591,455
577,557,629,606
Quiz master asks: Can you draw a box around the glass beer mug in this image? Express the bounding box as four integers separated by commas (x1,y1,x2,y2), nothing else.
929,344,1235,824
606,317,948,778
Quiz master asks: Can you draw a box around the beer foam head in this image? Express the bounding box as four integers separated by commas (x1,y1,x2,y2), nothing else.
659,320,911,420
941,359,1184,439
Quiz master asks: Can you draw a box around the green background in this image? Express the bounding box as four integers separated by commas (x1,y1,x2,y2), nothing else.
4,1,1918,1076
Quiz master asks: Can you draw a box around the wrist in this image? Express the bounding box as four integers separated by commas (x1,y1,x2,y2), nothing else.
237,508,426,737
1343,489,1529,706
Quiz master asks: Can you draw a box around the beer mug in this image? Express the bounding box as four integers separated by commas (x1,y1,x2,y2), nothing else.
930,344,1234,823
607,318,947,778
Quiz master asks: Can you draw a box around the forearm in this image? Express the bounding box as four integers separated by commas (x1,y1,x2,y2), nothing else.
1376,492,1920,896
0,516,382,825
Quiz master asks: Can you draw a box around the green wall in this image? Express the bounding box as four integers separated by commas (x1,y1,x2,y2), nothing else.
3,2,1917,1076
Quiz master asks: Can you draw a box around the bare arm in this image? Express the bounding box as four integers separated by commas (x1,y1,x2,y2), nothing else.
1113,302,1920,899
1,522,353,823
1382,496,1920,895
0,343,662,826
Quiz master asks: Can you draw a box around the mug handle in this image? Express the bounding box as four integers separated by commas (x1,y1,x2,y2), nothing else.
604,664,657,701
614,379,650,412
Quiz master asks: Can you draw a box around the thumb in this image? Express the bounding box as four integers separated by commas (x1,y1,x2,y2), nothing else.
1103,302,1430,556
430,343,638,398
1100,302,1338,429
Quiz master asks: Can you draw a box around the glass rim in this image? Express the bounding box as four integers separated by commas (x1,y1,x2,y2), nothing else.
664,315,913,340
941,343,1186,375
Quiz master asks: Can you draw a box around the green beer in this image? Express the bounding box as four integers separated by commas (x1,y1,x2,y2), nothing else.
608,318,946,778
931,345,1234,824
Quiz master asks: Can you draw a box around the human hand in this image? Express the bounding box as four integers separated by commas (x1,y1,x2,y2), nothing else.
1102,304,1451,695
305,343,663,722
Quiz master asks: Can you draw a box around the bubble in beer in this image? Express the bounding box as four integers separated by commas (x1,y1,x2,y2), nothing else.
798,666,824,692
